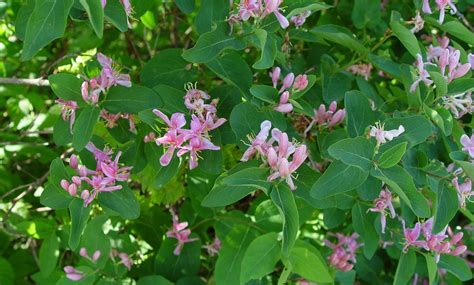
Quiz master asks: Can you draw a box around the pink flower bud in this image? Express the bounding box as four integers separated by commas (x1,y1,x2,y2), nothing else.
451,245,467,256
79,247,88,257
282,73,295,90
60,179,70,191
81,81,89,102
81,190,90,201
68,184,77,196
72,176,82,185
328,101,337,113
69,155,79,169
92,250,101,262
279,91,290,104
274,103,293,113
451,232,463,244
78,165,88,177
328,109,345,127
270,67,281,88
267,147,278,168
278,158,290,177
293,74,308,91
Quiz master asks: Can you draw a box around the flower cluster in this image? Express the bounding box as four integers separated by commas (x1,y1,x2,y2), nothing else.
324,232,362,272
452,176,473,208
166,209,198,255
304,101,345,135
402,218,466,262
56,53,133,133
229,0,289,29
241,120,308,190
270,67,309,113
411,37,471,93
347,63,373,80
442,92,473,119
422,0,458,24
64,248,133,281
100,109,136,132
369,122,405,146
60,142,132,207
408,11,424,33
369,189,396,234
148,84,226,170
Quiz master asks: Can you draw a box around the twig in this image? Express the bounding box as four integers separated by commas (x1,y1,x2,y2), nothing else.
0,77,49,86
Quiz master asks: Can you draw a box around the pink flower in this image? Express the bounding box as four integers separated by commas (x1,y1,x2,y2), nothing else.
97,53,132,88
452,177,473,208
274,91,293,113
118,252,132,270
347,63,373,80
166,210,198,255
101,151,132,182
291,10,311,27
468,53,474,70
324,233,362,272
442,92,473,118
269,67,281,88
460,134,474,158
410,54,433,92
293,74,308,91
435,0,457,24
241,120,272,161
69,155,79,169
369,122,405,146
369,189,396,233
55,99,78,133
422,0,432,13
304,102,345,134
402,221,427,252
203,237,221,256
64,266,83,281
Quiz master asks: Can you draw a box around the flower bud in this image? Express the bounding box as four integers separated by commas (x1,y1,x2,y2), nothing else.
72,176,82,186
78,165,88,177
328,101,337,113
68,184,77,196
60,179,70,191
79,247,88,257
282,73,295,90
69,155,79,169
92,250,101,262
81,81,89,102
451,245,467,256
81,190,90,201
267,147,278,168
270,67,281,88
293,74,308,91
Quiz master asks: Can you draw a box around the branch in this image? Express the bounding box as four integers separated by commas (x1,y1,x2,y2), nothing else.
0,77,50,87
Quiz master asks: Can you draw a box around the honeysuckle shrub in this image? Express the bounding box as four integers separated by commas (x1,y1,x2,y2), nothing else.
1,0,474,284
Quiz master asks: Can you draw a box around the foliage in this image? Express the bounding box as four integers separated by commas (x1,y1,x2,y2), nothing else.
1,0,474,284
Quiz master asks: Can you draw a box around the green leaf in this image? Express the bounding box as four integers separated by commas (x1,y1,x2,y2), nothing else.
424,254,437,285
80,0,104,38
202,166,270,207
102,85,163,114
287,244,332,283
424,105,453,136
252,29,277,70
39,233,60,277
215,224,258,285
48,73,83,102
141,49,197,89
352,203,378,259
447,78,474,96
206,52,253,98
104,0,128,32
311,161,369,199
351,0,381,29
383,115,432,148
137,276,174,285
80,215,111,269
240,232,280,283
176,0,195,14
194,0,228,34
425,18,474,46
72,106,100,151
438,255,472,281
68,199,90,250
428,71,447,98
154,235,201,281
393,249,416,285
41,158,73,209
153,85,188,114
377,142,408,168
250,85,278,103
345,90,376,137
450,151,474,180
368,53,402,79
15,0,35,41
98,185,140,219
433,182,458,233
287,2,332,18
321,55,353,103
311,25,368,54
0,257,14,285
390,20,420,57
270,185,299,257
182,29,245,63
53,117,73,146
22,0,74,60
328,137,375,171
371,166,430,218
